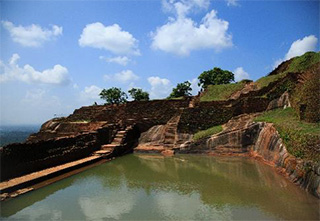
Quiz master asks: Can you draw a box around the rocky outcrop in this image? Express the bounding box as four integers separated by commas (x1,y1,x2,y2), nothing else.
136,114,192,153
229,82,257,100
251,123,320,198
178,114,263,154
27,120,109,142
267,91,291,110
177,114,320,198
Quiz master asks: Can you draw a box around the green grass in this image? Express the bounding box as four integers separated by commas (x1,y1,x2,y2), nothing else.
193,125,223,141
256,52,319,90
287,51,320,73
167,96,184,100
255,108,320,162
200,82,246,102
256,72,287,89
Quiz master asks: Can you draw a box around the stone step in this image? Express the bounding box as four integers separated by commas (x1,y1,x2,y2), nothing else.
93,150,111,155
0,155,102,195
113,138,123,143
101,144,118,149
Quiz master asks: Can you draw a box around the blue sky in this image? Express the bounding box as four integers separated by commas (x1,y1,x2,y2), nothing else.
0,0,319,125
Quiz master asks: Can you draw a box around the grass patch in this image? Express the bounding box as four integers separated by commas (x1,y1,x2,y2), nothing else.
256,72,287,89
256,52,319,90
167,96,184,100
200,82,246,102
287,51,320,73
193,125,223,141
255,108,320,162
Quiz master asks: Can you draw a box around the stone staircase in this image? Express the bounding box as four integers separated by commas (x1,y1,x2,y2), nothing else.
163,115,181,147
188,95,200,108
93,126,132,157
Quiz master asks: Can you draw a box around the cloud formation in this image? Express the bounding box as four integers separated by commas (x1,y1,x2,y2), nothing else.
79,22,140,55
233,67,250,82
190,78,201,95
0,54,70,85
151,1,232,56
162,0,210,17
284,35,318,60
104,70,139,83
148,76,172,99
273,35,318,68
226,0,239,7
99,56,131,66
80,85,102,101
2,21,62,47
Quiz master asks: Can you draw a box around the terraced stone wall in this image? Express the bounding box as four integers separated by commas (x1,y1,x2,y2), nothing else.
0,127,113,181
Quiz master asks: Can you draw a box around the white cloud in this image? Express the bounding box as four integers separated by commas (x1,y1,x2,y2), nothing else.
148,76,172,99
151,8,232,56
80,85,102,101
22,89,61,107
273,35,318,69
79,22,140,55
285,35,318,60
233,67,250,82
104,70,139,83
162,0,210,18
0,54,70,85
2,21,62,47
226,0,239,7
190,78,201,95
99,56,130,66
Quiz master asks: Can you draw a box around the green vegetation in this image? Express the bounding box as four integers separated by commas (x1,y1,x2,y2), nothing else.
291,68,320,123
128,88,150,101
168,81,192,99
256,72,287,89
168,96,184,100
256,52,320,89
286,51,320,73
193,125,223,141
100,87,127,105
255,108,320,162
200,81,246,102
198,67,234,89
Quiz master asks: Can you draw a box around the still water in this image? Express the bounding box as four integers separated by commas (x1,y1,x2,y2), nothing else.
1,154,319,220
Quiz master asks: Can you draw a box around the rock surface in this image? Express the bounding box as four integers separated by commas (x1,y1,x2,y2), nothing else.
177,114,320,198
251,123,320,198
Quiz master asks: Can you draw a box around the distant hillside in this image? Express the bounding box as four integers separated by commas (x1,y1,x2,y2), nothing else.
0,125,40,147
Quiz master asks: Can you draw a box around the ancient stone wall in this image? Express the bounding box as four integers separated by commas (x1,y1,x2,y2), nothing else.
0,127,113,181
178,97,269,134
66,99,189,125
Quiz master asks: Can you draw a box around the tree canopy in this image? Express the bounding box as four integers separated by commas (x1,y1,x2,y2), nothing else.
168,81,192,99
128,88,150,101
198,67,234,89
99,87,127,105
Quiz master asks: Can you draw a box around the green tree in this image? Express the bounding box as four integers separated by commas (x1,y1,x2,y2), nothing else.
99,87,127,105
198,67,234,89
128,88,150,101
168,81,192,98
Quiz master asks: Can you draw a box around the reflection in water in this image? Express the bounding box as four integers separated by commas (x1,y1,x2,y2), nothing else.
1,154,319,220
